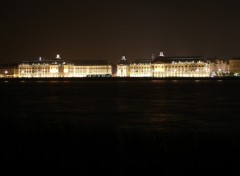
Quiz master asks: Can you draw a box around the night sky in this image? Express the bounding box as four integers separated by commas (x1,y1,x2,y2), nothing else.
1,0,240,63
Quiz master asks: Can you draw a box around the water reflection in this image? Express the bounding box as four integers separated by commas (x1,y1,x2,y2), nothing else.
0,80,240,175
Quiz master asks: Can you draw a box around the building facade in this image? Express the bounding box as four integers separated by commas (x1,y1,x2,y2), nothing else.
116,56,130,77
209,59,229,76
18,56,112,78
229,58,240,75
129,59,153,77
1,53,240,78
152,56,211,77
0,64,18,78
72,60,112,77
116,53,212,77
153,61,210,77
18,59,73,78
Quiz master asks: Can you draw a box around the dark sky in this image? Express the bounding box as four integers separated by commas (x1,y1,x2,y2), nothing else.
1,0,240,63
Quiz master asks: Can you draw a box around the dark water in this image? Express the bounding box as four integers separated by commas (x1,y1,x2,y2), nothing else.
1,80,240,175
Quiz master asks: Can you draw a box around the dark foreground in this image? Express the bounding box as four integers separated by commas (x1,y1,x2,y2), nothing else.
0,80,240,175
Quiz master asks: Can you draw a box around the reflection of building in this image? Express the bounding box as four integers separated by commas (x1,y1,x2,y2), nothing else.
229,58,240,75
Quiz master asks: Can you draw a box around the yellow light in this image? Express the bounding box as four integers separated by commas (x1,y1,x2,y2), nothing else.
64,69,69,73
50,68,58,73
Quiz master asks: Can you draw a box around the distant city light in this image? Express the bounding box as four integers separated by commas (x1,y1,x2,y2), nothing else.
159,51,164,57
56,54,61,59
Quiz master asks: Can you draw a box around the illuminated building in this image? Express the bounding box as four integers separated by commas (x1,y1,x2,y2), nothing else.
72,60,112,77
0,64,18,78
152,54,211,77
120,52,212,77
209,59,229,76
229,58,240,75
1,52,240,78
18,55,112,78
129,59,153,77
18,55,74,78
116,56,130,77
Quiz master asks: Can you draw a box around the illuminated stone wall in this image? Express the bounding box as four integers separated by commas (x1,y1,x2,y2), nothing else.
229,59,240,75
129,64,152,77
116,65,129,77
0,64,18,78
19,63,112,78
73,65,112,77
153,61,211,77
18,63,75,77
2,57,238,78
118,60,211,77
210,60,229,76
63,65,75,77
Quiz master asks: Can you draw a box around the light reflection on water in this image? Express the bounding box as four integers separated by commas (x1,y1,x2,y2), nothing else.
0,80,240,175
1,80,239,132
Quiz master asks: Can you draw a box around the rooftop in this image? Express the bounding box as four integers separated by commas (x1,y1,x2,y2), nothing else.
153,56,208,63
20,59,71,65
71,59,110,66
132,59,153,64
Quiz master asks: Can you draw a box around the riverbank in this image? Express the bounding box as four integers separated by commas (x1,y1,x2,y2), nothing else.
1,76,240,82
